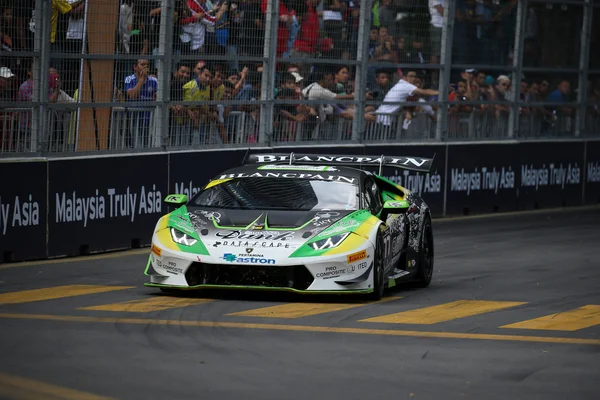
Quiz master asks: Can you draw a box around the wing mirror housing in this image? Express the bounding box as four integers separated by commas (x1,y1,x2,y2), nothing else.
164,194,188,207
381,199,410,221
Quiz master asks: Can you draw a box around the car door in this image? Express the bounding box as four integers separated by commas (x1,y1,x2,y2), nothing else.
362,177,396,272
370,177,407,271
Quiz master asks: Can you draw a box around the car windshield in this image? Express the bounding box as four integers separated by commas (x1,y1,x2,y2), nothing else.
192,177,359,211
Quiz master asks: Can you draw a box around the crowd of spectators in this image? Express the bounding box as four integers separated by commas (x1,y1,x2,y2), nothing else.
0,0,598,148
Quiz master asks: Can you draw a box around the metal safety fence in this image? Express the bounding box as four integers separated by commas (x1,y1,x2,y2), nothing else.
0,0,599,155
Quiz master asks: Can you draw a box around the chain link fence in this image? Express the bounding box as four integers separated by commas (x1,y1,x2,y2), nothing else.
0,0,598,155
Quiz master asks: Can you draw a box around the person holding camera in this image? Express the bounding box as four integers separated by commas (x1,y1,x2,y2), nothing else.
365,69,439,128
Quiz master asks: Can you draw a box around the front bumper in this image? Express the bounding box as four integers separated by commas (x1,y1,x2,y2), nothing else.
145,239,375,293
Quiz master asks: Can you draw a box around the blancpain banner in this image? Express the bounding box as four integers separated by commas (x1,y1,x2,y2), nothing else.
0,195,41,236
450,166,516,195
251,154,432,170
55,185,163,227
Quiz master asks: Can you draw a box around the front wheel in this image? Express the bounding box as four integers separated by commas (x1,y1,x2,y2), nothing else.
368,231,385,301
414,215,434,288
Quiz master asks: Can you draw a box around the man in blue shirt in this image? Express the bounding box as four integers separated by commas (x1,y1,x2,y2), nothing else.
544,79,572,135
546,80,572,116
124,59,158,148
125,59,158,100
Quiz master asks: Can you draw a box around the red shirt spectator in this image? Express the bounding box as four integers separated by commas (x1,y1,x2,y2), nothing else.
261,0,290,56
180,0,216,25
293,1,319,54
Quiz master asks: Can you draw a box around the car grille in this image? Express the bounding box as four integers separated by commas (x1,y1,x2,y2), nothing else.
185,262,314,290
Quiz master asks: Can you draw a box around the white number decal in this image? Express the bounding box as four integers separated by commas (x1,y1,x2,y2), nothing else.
382,234,392,261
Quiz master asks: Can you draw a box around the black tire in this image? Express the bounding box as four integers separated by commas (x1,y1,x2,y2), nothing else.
414,214,434,288
368,230,385,301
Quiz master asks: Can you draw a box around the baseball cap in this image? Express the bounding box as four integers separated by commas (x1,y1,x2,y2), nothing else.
0,67,14,78
290,71,303,83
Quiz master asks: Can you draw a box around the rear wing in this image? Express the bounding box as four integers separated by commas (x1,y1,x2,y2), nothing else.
244,153,435,174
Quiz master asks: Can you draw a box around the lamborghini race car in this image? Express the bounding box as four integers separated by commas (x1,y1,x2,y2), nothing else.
144,153,435,299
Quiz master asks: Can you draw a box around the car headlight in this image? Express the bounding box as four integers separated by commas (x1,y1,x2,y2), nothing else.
310,232,350,250
170,228,198,246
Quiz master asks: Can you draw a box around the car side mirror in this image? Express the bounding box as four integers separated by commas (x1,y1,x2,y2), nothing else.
164,194,188,207
381,199,410,221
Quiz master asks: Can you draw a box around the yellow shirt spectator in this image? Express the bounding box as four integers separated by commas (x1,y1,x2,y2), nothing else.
52,0,73,44
213,84,224,101
183,79,211,122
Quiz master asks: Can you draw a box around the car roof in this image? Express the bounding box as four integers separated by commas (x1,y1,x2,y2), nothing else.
211,163,372,184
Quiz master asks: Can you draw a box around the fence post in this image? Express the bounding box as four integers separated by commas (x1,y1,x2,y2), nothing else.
434,0,456,141
575,0,593,137
32,0,51,152
351,0,373,141
507,0,527,138
259,0,280,145
156,0,175,148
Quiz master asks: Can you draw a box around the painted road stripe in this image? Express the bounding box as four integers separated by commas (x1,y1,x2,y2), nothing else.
501,305,600,331
227,297,401,319
80,296,214,312
0,372,114,400
0,285,134,305
0,312,599,346
228,303,366,319
359,300,527,324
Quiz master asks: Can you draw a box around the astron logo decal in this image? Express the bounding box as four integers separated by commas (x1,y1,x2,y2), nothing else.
222,253,236,262
0,195,41,236
220,253,276,264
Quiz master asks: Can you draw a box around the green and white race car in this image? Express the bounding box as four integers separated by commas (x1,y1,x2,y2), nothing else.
145,153,435,299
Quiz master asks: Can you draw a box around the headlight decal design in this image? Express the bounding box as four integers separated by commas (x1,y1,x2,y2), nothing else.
290,210,377,258
310,232,350,250
170,228,198,246
153,206,210,255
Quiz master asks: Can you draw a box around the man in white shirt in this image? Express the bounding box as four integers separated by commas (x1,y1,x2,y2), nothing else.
367,69,439,127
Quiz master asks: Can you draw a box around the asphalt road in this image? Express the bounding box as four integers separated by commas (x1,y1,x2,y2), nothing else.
1,207,599,400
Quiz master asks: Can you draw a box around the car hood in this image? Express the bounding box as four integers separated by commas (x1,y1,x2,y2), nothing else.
188,206,352,242
163,205,378,259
